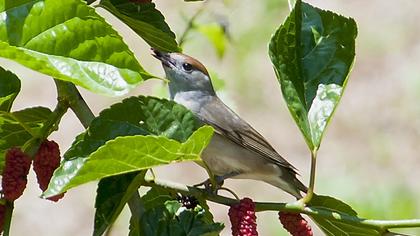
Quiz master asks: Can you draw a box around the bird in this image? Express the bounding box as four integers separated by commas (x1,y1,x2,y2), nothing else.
152,49,307,198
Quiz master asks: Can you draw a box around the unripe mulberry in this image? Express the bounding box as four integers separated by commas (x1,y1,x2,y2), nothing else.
228,197,258,236
33,140,64,202
279,212,313,236
177,194,199,209
1,148,31,201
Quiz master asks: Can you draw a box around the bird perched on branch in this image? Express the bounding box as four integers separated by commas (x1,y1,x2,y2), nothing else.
152,49,307,198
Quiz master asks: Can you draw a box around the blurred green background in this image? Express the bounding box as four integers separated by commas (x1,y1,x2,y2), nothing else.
1,0,419,235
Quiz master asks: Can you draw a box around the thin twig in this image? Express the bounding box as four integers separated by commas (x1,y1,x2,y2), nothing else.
143,178,420,232
178,1,209,47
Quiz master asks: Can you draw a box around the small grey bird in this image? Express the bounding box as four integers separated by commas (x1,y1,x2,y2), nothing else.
152,49,307,198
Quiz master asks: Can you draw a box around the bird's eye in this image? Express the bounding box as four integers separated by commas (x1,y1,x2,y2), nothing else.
182,63,193,72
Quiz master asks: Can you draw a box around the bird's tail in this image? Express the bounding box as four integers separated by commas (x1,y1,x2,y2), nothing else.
265,171,307,199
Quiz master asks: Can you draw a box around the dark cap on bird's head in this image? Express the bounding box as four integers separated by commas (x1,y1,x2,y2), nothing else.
152,49,209,76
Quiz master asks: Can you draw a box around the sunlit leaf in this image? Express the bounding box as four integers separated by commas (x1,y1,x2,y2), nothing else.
0,0,153,96
269,0,357,150
99,0,181,52
43,96,213,197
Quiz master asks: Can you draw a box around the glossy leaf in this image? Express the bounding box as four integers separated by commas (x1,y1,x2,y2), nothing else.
135,188,223,236
0,0,153,96
94,171,145,236
0,107,51,171
0,67,20,112
269,0,357,150
309,195,383,235
99,0,181,52
43,96,213,197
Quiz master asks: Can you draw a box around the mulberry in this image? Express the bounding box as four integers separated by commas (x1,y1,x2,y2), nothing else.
2,148,31,201
228,197,258,236
279,212,313,236
177,194,199,209
33,140,64,202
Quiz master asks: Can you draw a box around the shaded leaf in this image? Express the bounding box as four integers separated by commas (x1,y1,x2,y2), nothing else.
309,195,383,235
0,67,20,112
43,96,213,197
269,0,357,150
0,107,51,171
0,0,153,96
134,188,223,236
93,171,145,236
99,0,180,52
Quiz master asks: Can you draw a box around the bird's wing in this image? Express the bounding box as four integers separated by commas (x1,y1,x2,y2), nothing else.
196,96,297,173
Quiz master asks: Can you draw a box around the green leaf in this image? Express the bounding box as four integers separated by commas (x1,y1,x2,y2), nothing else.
196,23,228,58
93,171,145,236
43,96,213,197
0,0,153,96
0,67,21,112
134,188,223,236
0,106,52,171
99,0,181,52
269,0,357,150
309,195,383,235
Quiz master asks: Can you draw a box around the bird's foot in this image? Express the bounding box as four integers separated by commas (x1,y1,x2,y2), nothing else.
193,175,225,194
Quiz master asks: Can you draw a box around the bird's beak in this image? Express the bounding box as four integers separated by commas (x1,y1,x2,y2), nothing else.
151,48,175,68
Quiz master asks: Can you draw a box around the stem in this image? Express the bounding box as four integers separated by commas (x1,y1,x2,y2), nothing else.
2,201,13,236
301,148,317,204
178,1,208,47
54,80,95,128
143,178,420,231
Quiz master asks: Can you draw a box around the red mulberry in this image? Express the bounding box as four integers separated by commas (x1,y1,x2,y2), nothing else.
33,140,64,202
279,212,313,236
1,148,32,201
228,197,258,236
0,203,5,232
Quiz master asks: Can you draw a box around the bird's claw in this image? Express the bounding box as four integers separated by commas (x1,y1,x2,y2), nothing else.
193,176,225,194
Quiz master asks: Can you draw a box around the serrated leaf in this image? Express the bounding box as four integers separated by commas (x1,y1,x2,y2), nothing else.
134,188,223,236
44,126,213,197
309,195,383,235
93,171,145,236
0,106,51,172
196,23,227,58
43,96,213,197
269,0,357,150
0,67,20,112
0,0,153,96
99,0,180,52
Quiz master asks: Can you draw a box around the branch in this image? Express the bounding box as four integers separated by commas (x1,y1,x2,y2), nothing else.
143,178,420,232
178,1,209,47
54,80,95,128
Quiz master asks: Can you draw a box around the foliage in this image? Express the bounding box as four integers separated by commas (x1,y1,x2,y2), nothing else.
0,0,418,235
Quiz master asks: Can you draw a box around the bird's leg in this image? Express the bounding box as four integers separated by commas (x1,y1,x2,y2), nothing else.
194,172,239,193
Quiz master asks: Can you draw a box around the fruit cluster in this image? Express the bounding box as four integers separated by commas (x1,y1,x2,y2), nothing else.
279,212,313,236
177,194,199,209
228,197,258,236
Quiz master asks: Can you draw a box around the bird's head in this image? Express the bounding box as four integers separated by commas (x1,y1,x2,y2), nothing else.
152,49,215,97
